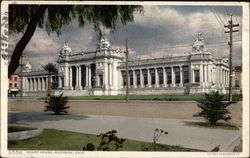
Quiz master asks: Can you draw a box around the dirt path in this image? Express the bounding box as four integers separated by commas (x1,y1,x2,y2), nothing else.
8,100,242,126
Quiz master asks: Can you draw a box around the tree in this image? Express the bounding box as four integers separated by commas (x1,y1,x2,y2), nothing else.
193,91,233,125
8,5,143,78
42,62,58,97
44,93,69,115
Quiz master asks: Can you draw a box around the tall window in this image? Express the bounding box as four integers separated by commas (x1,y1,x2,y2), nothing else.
166,68,172,84
99,75,103,86
158,69,163,84
14,77,17,81
194,70,200,83
175,71,180,84
129,71,133,86
184,71,189,83
143,70,148,85
9,83,12,87
136,72,140,85
151,72,155,85
175,67,180,84
14,83,17,87
183,66,189,83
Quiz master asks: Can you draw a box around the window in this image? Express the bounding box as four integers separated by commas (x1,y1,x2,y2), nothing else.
136,73,140,85
129,71,133,86
99,75,103,86
184,71,189,83
166,68,172,84
14,83,17,87
14,77,17,81
130,74,133,86
158,69,163,84
143,70,148,85
194,70,200,83
235,80,239,88
151,72,155,85
175,71,180,84
9,83,12,87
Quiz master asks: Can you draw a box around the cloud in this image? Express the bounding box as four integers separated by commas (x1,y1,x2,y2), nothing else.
9,5,243,72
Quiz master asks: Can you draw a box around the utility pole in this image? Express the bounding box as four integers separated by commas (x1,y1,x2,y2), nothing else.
125,39,129,102
224,14,239,102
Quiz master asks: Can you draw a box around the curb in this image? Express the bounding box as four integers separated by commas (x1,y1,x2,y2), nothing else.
8,128,44,141
219,128,242,152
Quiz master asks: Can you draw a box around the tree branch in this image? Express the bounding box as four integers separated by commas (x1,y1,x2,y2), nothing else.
8,5,47,78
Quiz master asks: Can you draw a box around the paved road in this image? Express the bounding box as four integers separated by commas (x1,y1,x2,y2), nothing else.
8,100,242,127
9,111,241,151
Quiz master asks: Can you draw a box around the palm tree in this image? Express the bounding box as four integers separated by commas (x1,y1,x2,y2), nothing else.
42,62,58,98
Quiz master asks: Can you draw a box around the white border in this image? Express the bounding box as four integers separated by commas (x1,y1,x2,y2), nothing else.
1,1,249,158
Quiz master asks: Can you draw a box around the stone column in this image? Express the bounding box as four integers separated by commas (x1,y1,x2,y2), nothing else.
37,77,41,91
133,70,136,88
147,68,151,88
64,65,68,89
140,69,144,88
155,68,159,87
69,66,73,89
75,66,79,89
33,78,36,91
58,76,62,89
200,64,203,87
163,67,166,87
30,78,33,91
85,65,89,88
79,66,82,90
27,78,30,92
110,63,113,87
89,65,92,88
171,67,175,87
179,66,183,87
204,64,207,87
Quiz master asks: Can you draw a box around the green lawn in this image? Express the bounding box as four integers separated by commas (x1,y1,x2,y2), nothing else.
185,122,239,130
39,94,242,101
8,128,203,151
8,126,36,133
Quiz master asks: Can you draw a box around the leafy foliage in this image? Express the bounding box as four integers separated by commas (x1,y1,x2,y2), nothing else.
9,5,143,36
8,5,143,77
44,93,69,115
42,62,58,75
83,130,126,151
193,91,233,125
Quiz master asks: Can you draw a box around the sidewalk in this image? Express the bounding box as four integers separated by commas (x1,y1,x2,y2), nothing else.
8,111,241,151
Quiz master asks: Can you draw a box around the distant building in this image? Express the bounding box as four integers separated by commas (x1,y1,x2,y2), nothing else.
20,33,242,96
8,74,20,96
232,66,242,93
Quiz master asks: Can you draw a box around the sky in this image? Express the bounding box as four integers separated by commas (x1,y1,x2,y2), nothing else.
9,5,242,71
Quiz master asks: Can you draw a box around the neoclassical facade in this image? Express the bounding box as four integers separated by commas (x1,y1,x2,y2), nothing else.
21,33,238,96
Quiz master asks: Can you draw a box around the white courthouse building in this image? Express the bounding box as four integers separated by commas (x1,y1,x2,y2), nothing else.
20,33,239,96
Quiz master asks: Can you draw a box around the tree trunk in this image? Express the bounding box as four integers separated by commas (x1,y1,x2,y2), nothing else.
8,5,47,78
47,75,51,98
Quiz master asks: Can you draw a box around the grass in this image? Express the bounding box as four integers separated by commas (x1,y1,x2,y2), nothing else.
185,122,239,130
38,94,242,101
8,126,36,133
8,128,203,151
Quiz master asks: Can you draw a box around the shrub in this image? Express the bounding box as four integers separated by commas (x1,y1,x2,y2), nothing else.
44,93,69,115
193,91,233,125
83,130,126,151
153,128,168,151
